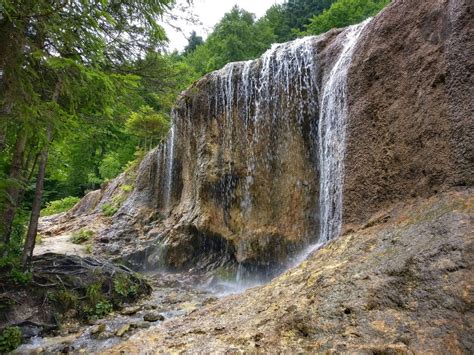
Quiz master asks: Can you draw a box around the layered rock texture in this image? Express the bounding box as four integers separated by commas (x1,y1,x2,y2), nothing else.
109,190,473,353
48,0,473,278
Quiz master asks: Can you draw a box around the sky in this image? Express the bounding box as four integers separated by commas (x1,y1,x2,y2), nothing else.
163,0,285,52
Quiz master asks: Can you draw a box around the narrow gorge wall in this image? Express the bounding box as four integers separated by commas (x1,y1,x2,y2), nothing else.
78,0,472,274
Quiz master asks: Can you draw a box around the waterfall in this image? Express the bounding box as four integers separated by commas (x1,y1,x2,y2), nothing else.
208,38,320,216
318,19,371,243
137,19,370,282
163,123,176,212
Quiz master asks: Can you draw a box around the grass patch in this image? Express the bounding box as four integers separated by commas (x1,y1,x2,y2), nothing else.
120,184,134,193
101,203,118,217
71,229,94,244
41,196,80,216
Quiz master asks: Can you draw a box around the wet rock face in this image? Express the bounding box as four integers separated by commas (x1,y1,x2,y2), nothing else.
70,0,472,272
109,28,373,270
113,37,334,270
107,190,474,354
343,0,474,226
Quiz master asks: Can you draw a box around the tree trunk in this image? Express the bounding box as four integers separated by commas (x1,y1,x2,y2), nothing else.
21,130,51,268
21,79,59,268
1,132,27,247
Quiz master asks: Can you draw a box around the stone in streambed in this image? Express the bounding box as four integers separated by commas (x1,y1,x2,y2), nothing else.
143,312,165,322
120,305,141,315
115,324,131,337
90,323,106,336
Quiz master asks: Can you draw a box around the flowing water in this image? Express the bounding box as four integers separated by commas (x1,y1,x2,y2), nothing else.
163,123,176,212
147,20,370,287
318,19,372,243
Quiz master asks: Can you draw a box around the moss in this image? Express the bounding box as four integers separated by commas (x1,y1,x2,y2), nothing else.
85,244,93,254
121,184,134,193
0,326,22,352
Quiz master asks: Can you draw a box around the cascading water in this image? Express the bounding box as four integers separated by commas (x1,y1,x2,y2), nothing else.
136,19,370,289
163,122,176,212
318,19,371,243
209,38,320,218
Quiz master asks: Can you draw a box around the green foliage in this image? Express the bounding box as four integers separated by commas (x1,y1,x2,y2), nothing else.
40,196,80,216
9,268,32,285
126,105,170,148
121,184,134,193
94,301,113,318
101,203,118,217
184,31,204,55
179,1,339,76
83,301,113,319
0,0,180,260
86,283,103,305
52,289,79,311
114,274,139,297
304,0,390,35
182,6,276,74
259,0,336,42
98,152,123,181
0,326,23,353
71,229,93,244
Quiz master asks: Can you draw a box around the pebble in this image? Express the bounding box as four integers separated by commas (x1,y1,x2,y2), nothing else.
115,324,131,337
143,312,165,322
121,306,141,315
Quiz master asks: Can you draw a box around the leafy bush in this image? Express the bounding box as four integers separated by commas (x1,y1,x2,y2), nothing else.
99,152,123,180
0,326,22,352
86,283,103,305
41,196,80,216
114,274,138,297
125,105,170,148
71,229,93,244
9,268,32,285
48,288,79,311
83,301,113,319
101,203,118,217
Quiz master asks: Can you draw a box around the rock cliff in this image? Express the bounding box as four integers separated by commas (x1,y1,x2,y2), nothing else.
49,0,473,280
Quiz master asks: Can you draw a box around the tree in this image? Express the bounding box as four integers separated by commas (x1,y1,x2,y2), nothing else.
184,31,204,55
304,0,390,35
0,0,176,266
257,0,336,43
284,0,336,34
181,6,276,75
126,105,170,149
256,5,292,43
